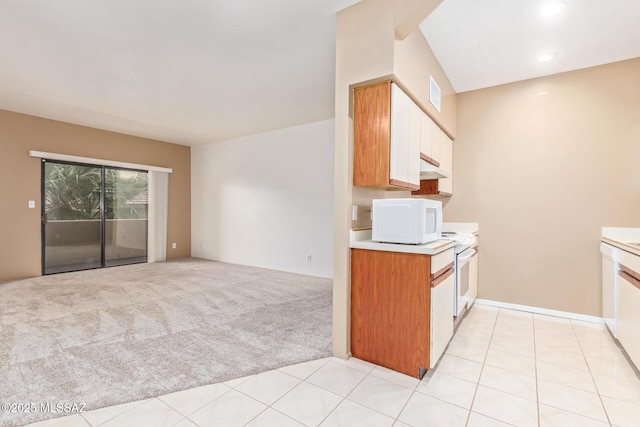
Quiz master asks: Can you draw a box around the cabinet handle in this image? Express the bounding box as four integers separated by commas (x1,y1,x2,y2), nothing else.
619,267,640,290
431,262,454,280
431,267,454,288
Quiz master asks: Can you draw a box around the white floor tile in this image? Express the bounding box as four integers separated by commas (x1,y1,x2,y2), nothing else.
398,393,469,427
277,358,331,380
535,335,583,355
245,408,304,427
330,356,377,374
433,354,483,383
416,372,477,409
586,354,638,380
479,365,537,401
80,399,152,426
223,374,255,388
236,369,301,405
472,385,538,427
601,396,640,427
320,399,394,427
26,415,90,427
466,412,514,427
536,346,589,370
580,340,627,361
100,399,184,427
172,418,198,427
188,389,267,427
536,359,597,393
347,374,413,418
306,361,368,396
538,404,610,427
449,330,493,348
492,323,534,340
593,374,640,405
159,383,232,416
537,379,608,422
489,335,535,359
445,339,489,363
499,308,533,319
484,348,536,377
369,365,420,390
271,382,342,426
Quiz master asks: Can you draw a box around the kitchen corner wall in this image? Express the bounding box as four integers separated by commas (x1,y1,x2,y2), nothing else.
0,109,191,283
191,119,334,279
444,58,640,316
333,0,449,358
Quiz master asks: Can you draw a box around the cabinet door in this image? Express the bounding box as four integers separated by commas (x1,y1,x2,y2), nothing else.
353,82,391,187
430,269,454,368
420,113,432,161
390,84,420,190
438,133,453,195
617,272,640,367
429,119,442,164
408,101,421,186
467,252,478,307
351,249,431,378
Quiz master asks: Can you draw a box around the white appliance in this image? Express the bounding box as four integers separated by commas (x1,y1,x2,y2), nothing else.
601,242,620,337
442,230,478,317
371,198,442,244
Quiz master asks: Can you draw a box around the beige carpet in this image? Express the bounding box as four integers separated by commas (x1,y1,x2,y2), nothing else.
0,258,332,426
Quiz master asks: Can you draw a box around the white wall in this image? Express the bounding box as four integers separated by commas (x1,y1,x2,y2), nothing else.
191,119,334,278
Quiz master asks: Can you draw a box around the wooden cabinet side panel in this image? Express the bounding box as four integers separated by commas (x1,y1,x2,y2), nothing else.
353,81,391,187
351,249,430,378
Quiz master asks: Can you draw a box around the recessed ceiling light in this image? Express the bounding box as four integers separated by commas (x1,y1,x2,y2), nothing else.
540,1,567,17
537,53,556,63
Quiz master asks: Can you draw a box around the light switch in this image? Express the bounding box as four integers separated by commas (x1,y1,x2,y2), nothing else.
171,243,177,249
28,200,36,209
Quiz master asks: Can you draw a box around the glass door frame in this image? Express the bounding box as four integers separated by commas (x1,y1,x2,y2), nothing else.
41,159,148,275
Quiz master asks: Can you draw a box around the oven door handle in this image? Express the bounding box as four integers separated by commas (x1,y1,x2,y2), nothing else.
457,248,477,264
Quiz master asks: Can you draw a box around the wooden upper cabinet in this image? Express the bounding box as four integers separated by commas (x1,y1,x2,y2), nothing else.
353,81,391,188
354,81,420,191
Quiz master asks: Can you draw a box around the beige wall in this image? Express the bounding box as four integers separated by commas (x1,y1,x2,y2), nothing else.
0,109,191,282
445,58,640,316
333,0,449,358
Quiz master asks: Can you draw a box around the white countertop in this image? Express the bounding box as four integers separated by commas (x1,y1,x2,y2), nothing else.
442,222,479,236
350,229,454,255
602,227,640,256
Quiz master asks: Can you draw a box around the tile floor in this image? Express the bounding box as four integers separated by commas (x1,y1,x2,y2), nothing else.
26,305,640,427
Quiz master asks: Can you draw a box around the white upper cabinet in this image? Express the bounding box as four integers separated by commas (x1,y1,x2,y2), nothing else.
438,132,453,195
390,84,420,189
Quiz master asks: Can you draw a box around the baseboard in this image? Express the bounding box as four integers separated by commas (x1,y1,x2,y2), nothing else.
474,299,604,324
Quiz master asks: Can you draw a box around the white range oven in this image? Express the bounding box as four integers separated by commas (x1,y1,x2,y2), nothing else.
442,229,478,317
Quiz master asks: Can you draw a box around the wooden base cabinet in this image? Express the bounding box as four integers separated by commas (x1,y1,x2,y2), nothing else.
351,249,430,378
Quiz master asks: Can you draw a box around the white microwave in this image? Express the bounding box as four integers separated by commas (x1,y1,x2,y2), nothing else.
372,198,443,244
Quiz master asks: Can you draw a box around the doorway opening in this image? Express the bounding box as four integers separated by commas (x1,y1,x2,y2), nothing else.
42,160,148,274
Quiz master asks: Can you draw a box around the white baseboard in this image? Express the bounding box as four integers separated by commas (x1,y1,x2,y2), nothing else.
474,299,604,324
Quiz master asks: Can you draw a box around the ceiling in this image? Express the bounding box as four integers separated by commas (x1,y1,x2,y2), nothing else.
419,0,640,93
0,0,358,145
1,1,639,146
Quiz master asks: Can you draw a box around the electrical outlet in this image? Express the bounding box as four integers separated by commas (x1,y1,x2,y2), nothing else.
352,205,358,221
28,200,36,209
307,255,312,262
172,243,177,249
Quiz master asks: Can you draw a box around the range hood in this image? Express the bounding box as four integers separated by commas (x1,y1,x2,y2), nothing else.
420,158,448,180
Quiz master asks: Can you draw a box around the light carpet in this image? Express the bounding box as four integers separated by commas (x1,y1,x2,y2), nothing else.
0,258,332,426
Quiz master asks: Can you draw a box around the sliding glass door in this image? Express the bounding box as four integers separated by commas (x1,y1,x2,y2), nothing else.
42,160,148,274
